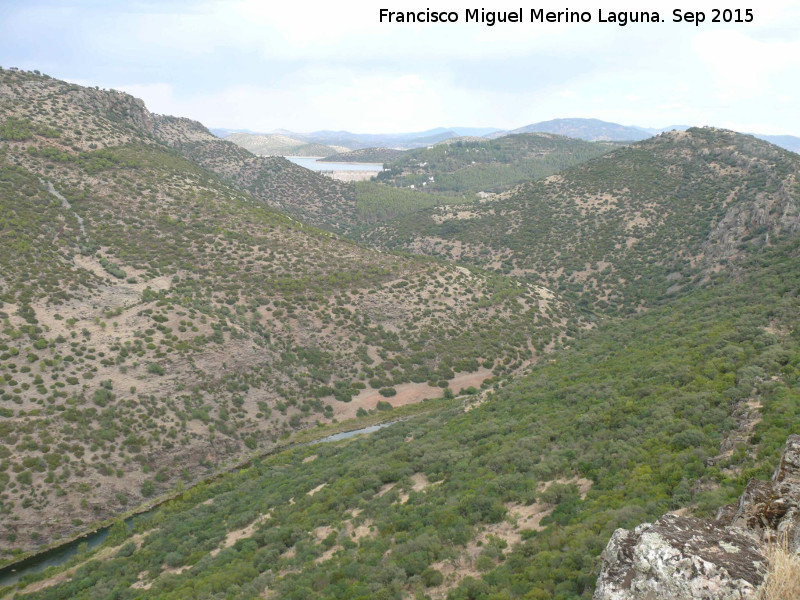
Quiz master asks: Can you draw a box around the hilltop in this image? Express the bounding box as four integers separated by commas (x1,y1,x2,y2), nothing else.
499,118,653,141
0,68,575,556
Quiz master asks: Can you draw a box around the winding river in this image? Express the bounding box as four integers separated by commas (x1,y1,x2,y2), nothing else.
0,422,396,588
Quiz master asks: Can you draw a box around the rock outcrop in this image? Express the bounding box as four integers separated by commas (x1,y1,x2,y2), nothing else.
594,435,800,600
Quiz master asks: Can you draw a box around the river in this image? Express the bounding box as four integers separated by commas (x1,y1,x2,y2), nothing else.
0,421,397,588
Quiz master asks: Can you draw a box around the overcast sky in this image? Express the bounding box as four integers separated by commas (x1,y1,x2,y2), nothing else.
2,0,799,135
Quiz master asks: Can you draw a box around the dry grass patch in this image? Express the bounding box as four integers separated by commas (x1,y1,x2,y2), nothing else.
131,571,152,590
758,537,800,600
396,472,439,504
505,501,554,533
314,545,341,564
210,513,271,557
307,483,327,496
411,472,431,491
375,482,397,498
538,476,593,500
343,518,376,542
313,525,333,543
421,501,555,599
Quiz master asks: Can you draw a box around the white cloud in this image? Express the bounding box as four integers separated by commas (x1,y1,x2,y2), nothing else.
692,30,800,99
5,0,800,133
117,72,485,132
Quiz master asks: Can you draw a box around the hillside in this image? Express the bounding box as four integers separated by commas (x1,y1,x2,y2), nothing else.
0,68,576,557
374,133,618,195
7,219,799,600
224,133,348,157
320,147,405,163
359,128,800,315
2,68,799,600
501,118,653,142
153,118,497,235
150,116,368,232
154,117,491,234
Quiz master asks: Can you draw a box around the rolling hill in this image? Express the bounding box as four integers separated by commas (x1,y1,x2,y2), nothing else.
359,128,800,315
373,133,619,196
319,147,405,163
499,118,653,142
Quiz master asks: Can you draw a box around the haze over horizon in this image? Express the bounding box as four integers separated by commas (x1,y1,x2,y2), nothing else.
2,0,800,136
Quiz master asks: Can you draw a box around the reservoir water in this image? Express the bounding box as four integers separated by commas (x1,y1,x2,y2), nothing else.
0,421,396,588
286,156,383,172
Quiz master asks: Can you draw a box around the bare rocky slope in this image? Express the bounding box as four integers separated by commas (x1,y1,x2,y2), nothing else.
595,435,800,600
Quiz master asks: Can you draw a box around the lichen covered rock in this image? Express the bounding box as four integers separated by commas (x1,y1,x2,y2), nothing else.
594,435,800,599
595,515,765,600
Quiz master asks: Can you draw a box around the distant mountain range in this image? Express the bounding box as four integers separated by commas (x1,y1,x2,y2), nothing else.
753,134,800,153
496,119,800,153
497,118,654,141
213,127,503,151
214,119,800,155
